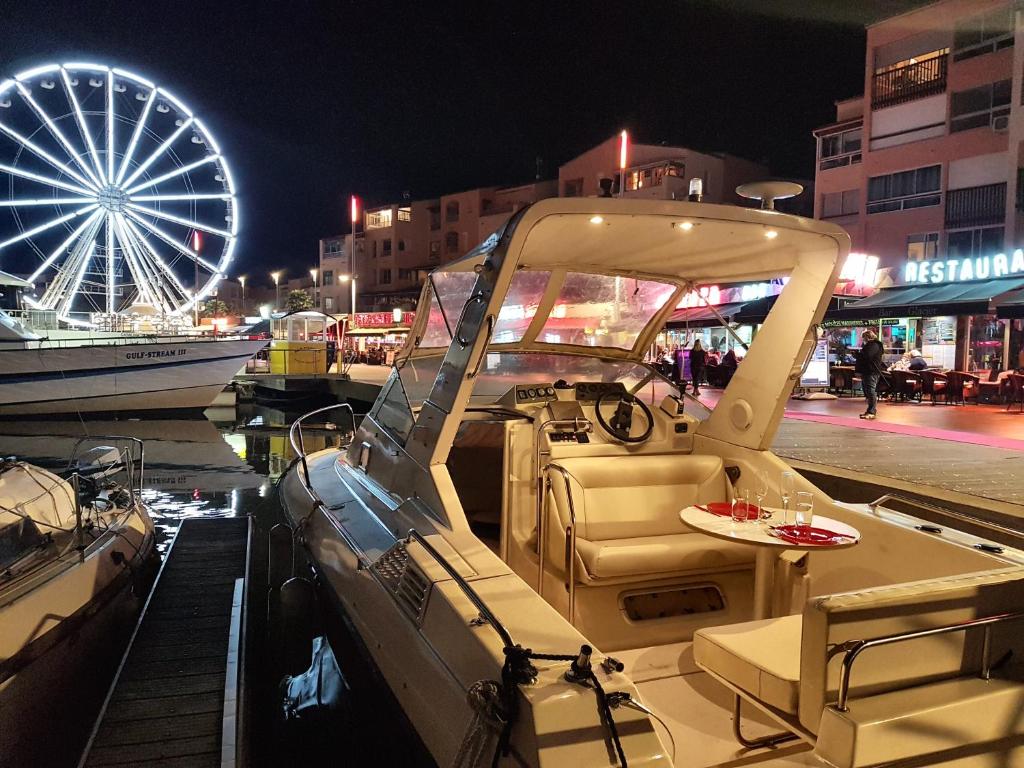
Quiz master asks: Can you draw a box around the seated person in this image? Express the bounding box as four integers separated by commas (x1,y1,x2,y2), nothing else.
908,349,928,371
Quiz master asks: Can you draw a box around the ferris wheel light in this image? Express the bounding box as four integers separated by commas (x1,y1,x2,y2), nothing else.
0,61,238,318
14,64,60,82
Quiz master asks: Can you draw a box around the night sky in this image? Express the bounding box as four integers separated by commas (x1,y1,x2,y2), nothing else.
1,0,924,285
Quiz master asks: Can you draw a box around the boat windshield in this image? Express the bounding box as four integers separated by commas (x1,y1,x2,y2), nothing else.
418,269,678,353
395,351,709,416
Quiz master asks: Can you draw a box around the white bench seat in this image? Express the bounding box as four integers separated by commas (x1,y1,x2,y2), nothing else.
693,615,802,714
575,533,754,579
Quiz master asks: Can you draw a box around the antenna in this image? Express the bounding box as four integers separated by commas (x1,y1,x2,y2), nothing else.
735,181,804,210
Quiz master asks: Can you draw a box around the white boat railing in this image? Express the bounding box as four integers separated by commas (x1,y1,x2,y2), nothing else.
288,403,357,484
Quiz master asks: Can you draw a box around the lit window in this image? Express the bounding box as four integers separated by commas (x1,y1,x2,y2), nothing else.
397,207,412,222
366,209,393,229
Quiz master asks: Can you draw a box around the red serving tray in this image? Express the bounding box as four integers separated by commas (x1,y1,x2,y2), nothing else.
772,524,852,546
702,502,762,517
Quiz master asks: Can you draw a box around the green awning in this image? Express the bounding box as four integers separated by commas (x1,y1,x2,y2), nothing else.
834,279,1024,320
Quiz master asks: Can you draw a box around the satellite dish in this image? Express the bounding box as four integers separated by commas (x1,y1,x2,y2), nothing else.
736,181,804,210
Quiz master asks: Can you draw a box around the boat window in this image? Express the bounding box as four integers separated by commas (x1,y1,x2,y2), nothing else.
493,270,551,343
397,354,445,405
538,273,676,350
419,271,478,347
371,368,415,444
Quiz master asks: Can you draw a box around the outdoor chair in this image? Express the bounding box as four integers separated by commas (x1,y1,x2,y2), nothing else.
919,369,948,405
945,371,980,405
1007,373,1024,413
977,369,1004,404
889,370,922,402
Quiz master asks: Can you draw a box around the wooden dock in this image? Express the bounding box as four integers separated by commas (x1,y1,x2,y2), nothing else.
80,517,251,768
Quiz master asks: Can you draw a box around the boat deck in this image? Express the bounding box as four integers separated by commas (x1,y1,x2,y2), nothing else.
80,517,250,768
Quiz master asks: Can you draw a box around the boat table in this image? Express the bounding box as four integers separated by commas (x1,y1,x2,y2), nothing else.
679,506,860,620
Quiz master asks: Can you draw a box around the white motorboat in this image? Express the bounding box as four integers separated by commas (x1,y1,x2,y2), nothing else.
0,438,157,767
0,306,267,416
280,196,1024,767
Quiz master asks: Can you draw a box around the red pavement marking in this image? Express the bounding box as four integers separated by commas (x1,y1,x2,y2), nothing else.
782,410,1024,452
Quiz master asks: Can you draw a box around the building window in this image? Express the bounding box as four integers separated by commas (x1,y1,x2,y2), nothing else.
382,239,392,256
871,50,948,109
906,233,940,261
445,201,460,222
324,296,334,312
953,6,1014,62
322,270,334,286
950,80,1011,133
867,165,941,214
379,269,392,284
398,268,416,281
445,231,459,254
429,206,441,231
945,183,1006,228
1017,168,1024,212
397,239,405,252
371,241,377,258
821,189,859,218
563,178,583,197
324,240,342,254
947,226,1004,259
819,128,862,170
366,209,393,229
429,240,441,260
397,207,412,222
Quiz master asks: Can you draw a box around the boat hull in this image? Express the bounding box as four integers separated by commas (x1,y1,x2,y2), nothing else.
0,337,267,415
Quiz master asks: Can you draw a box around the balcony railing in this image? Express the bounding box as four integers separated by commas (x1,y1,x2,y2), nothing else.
945,182,1006,229
872,55,948,110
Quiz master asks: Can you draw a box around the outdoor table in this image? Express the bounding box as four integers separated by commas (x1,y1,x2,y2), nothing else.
679,506,860,620
830,365,857,396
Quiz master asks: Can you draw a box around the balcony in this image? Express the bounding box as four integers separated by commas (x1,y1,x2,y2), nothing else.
945,182,1006,229
872,55,947,110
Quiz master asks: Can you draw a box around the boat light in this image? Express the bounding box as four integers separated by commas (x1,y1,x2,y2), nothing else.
589,215,604,225
677,221,694,231
764,229,779,240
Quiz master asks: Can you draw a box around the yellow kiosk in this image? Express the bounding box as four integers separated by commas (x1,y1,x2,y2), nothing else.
268,311,340,374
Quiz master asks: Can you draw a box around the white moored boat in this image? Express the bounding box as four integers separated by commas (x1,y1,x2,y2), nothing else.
0,438,157,767
0,305,266,415
280,196,1024,767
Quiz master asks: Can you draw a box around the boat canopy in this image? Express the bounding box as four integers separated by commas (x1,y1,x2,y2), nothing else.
406,198,848,362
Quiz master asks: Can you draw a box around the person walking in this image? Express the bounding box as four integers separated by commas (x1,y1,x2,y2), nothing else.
690,339,707,396
855,330,885,420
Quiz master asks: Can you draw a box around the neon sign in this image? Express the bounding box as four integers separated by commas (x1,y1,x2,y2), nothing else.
904,250,1024,284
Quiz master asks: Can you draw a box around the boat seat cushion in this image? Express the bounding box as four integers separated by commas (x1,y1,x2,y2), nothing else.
693,615,803,714
575,533,753,580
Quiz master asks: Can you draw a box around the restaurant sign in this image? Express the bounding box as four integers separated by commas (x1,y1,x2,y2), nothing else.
351,311,415,328
904,250,1024,284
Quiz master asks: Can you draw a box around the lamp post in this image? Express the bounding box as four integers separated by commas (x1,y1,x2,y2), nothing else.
271,271,282,310
238,275,246,316
310,268,319,309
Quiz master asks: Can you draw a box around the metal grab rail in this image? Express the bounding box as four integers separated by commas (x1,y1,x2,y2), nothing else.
405,529,516,650
542,463,579,626
834,610,1024,711
288,402,357,484
869,493,1024,543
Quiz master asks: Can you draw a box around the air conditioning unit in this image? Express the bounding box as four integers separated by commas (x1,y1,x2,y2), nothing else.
992,114,1010,132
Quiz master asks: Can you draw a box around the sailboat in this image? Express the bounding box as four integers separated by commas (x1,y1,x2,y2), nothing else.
280,195,1024,767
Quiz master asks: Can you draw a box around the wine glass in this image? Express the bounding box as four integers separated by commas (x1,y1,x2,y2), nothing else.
755,469,770,520
781,471,796,525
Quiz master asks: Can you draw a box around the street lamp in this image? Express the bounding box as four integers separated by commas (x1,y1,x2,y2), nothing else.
271,270,282,310
339,273,358,314
310,268,319,309
238,275,246,316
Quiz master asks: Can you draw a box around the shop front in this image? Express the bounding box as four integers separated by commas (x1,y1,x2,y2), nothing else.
343,310,415,365
834,251,1024,373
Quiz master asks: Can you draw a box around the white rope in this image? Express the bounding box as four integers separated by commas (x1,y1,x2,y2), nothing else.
451,680,504,768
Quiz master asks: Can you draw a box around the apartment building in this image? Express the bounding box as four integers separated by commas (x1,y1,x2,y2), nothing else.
558,135,774,206
817,0,1024,370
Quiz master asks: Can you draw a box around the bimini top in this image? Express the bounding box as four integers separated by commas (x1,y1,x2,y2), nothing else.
407,197,849,361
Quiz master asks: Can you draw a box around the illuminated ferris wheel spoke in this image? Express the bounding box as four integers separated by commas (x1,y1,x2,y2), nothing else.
0,162,97,197
1,62,237,321
0,204,99,251
120,117,194,189
128,192,232,203
114,87,156,186
15,82,104,190
124,209,221,273
125,202,232,239
0,122,99,192
60,68,107,186
124,154,219,196
28,208,104,282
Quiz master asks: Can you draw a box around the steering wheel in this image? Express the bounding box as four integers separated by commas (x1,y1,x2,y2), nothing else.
594,390,654,444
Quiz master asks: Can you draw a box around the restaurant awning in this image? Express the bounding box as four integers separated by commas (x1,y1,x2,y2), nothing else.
666,301,748,328
833,279,1024,320
996,288,1024,319
733,294,860,325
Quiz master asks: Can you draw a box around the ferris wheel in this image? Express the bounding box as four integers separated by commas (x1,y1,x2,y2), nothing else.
0,62,237,325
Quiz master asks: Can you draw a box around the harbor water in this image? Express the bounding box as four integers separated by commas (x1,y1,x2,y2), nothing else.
0,402,427,768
